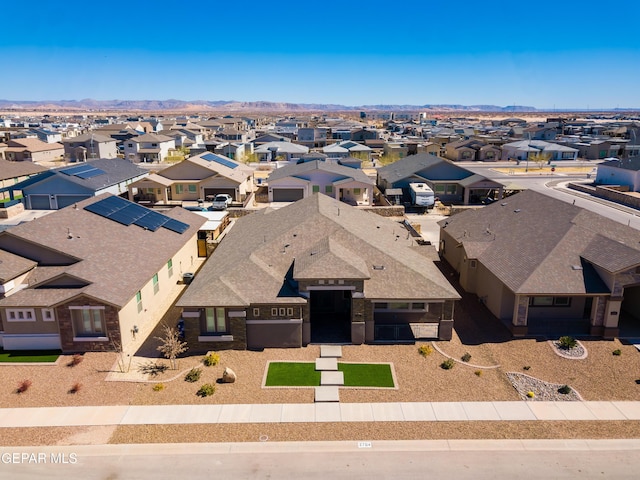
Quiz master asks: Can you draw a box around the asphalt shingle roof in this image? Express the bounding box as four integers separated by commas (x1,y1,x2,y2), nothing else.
440,190,640,294
178,193,460,308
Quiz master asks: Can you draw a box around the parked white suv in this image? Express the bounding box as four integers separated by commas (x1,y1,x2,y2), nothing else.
211,194,233,210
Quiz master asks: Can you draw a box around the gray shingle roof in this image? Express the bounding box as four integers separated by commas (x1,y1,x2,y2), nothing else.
178,193,460,308
377,153,464,184
267,160,373,184
440,190,640,294
0,194,205,308
0,159,47,181
48,158,148,192
0,249,37,283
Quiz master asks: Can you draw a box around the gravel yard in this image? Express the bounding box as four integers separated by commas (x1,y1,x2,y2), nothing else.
1,262,639,445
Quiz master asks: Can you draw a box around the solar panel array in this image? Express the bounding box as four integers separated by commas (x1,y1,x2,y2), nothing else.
201,153,238,169
59,164,106,179
84,196,190,234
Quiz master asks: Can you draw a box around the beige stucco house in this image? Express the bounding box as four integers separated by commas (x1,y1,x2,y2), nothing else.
128,152,254,204
0,194,205,352
438,190,640,338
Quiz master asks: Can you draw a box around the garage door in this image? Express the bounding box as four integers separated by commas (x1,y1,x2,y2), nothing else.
272,188,304,202
204,188,236,201
56,195,92,209
28,195,52,209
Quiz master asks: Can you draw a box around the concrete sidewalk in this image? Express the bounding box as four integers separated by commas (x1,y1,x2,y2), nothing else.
2,401,640,428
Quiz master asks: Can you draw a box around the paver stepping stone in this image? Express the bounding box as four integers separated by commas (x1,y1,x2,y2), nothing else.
315,357,338,371
315,386,340,402
320,345,342,358
320,370,344,386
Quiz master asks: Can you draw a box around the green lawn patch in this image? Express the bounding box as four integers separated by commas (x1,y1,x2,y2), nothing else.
265,362,321,386
338,363,395,388
265,362,394,388
0,349,61,363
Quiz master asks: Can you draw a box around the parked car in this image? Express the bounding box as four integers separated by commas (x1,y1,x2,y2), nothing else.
211,194,233,210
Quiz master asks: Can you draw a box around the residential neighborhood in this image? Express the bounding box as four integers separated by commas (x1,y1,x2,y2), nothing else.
1,106,640,471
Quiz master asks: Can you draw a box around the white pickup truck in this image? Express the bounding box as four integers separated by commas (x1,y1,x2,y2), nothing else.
211,194,233,210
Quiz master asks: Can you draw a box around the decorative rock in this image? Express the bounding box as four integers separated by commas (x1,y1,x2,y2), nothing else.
222,367,237,383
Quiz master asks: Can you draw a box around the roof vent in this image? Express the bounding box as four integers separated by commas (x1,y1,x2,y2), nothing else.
372,265,385,271
571,265,583,270
514,209,521,213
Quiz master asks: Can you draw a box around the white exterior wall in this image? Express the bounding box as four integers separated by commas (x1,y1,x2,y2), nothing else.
596,165,640,191
117,232,200,353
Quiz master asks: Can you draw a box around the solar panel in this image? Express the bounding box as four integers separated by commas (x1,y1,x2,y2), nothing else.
163,218,190,234
133,210,170,231
60,164,95,176
109,203,149,225
75,168,106,179
84,196,189,234
84,195,129,216
201,153,238,169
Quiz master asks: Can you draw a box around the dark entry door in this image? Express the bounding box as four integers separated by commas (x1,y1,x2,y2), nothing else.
310,290,351,343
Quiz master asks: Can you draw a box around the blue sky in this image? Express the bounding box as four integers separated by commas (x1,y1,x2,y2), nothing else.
2,0,639,108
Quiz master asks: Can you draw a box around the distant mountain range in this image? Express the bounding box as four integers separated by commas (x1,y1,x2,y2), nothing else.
0,99,542,112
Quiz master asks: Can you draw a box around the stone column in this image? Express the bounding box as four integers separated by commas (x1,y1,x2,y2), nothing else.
511,295,529,336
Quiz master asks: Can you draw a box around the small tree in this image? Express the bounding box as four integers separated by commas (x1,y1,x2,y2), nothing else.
530,150,551,169
155,325,188,370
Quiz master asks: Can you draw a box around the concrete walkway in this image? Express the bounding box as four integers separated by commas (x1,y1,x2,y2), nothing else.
2,401,640,428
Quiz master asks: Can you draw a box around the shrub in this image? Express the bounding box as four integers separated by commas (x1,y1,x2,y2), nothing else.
440,359,455,370
613,349,622,356
197,383,216,397
526,391,535,398
558,385,572,395
523,366,531,371
185,368,202,383
418,345,433,357
203,352,220,367
474,370,482,377
68,354,84,367
16,380,32,394
558,336,577,349
461,352,472,363
152,383,165,392
69,382,82,394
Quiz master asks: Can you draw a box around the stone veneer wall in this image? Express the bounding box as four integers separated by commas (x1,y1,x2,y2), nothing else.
56,299,120,353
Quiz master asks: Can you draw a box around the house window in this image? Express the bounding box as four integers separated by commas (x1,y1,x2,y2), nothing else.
188,184,197,193
253,308,260,317
42,308,55,322
469,260,477,268
388,302,410,310
434,184,445,194
176,184,184,194
325,185,333,193
136,291,143,313
312,185,320,193
167,259,173,277
287,307,294,317
128,143,133,148
529,297,572,307
279,308,286,316
412,303,426,310
353,188,361,195
204,307,227,333
153,273,159,294
71,307,105,337
6,309,36,322
271,308,278,316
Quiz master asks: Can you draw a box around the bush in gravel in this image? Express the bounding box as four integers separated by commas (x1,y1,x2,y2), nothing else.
474,370,482,377
197,383,215,397
558,336,577,349
440,358,455,370
16,380,32,394
526,391,535,398
152,383,165,392
418,345,433,357
68,354,84,367
185,368,202,383
203,352,220,367
612,349,622,356
69,382,82,394
523,366,531,371
558,385,572,395
461,352,472,363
